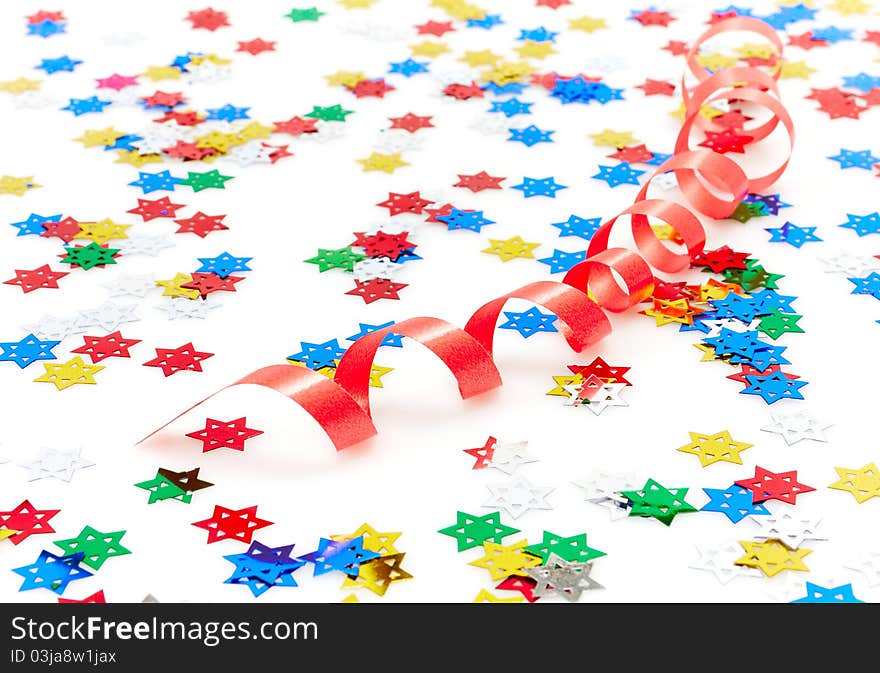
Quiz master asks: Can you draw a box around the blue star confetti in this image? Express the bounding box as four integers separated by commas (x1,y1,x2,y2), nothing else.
701,485,771,524
511,176,567,198
507,125,554,147
498,307,558,338
0,334,60,368
592,162,645,187
537,249,586,274
765,222,822,248
195,252,253,278
551,215,602,241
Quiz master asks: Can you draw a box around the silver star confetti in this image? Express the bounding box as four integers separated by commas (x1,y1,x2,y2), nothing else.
818,252,880,276
487,440,536,475
102,273,157,299
353,257,402,282
20,447,95,483
226,141,273,166
24,314,83,341
526,553,603,602
689,541,762,584
749,510,826,549
116,232,174,257
156,298,221,320
300,120,346,143
484,475,553,519
373,130,423,154
564,381,628,415
75,302,140,332
761,409,831,446
573,470,638,520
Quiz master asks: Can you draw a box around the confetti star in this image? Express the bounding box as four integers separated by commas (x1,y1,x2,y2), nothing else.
591,162,645,187
71,331,141,363
192,505,273,544
128,170,182,194
3,265,68,293
464,436,497,470
389,58,429,77
828,148,880,170
507,124,554,146
287,339,346,370
524,531,605,564
96,73,138,90
13,551,92,595
849,272,880,299
791,582,863,604
54,526,131,571
735,466,815,505
486,440,537,475
740,370,808,404
677,430,753,467
20,447,94,482
438,511,520,552
24,314,82,341
765,221,822,248
482,235,540,262
186,7,229,30
469,539,542,580
345,278,407,303
839,212,880,237
484,475,553,519
127,197,186,221
573,470,638,520
0,175,40,196
102,273,156,299
751,510,826,549
489,98,533,118
76,301,140,332
473,589,523,603
735,540,811,577
551,215,601,241
761,410,831,445
346,322,403,347
33,356,104,390
436,208,495,232
174,212,228,238
10,213,61,236
180,272,242,299
195,252,252,278
36,56,83,75
156,273,200,300
224,543,305,597
135,468,212,504
305,247,365,272
498,307,557,338
179,169,233,192
828,462,880,503
526,553,603,602
453,171,504,192
299,536,379,577
569,15,606,32
237,38,276,55
331,523,401,556
341,553,413,596
143,342,213,376
689,541,762,584
61,96,112,116
285,6,325,22
701,484,770,523
537,249,586,274
511,176,567,198
0,500,60,544
305,104,353,122
156,298,220,320
60,242,119,270
357,152,408,173
75,219,130,244
0,334,60,369
620,478,697,525
566,381,628,414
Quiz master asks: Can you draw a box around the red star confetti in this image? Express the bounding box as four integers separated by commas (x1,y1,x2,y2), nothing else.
186,7,229,31
345,278,407,304
141,90,186,109
735,466,816,505
376,191,434,216
496,575,539,602
0,500,60,545
127,197,186,222
3,265,68,293
454,171,506,192
662,40,689,55
389,113,434,133
180,272,243,299
273,116,319,135
186,417,264,453
192,505,273,544
443,82,484,100
569,357,632,386
636,79,675,96
699,128,754,154
173,212,228,237
71,331,141,363
607,144,655,163
163,140,216,160
143,342,214,376
237,38,276,55
350,231,417,260
537,0,571,7
416,20,454,37
41,217,82,243
464,436,497,469
58,590,107,604
631,9,676,27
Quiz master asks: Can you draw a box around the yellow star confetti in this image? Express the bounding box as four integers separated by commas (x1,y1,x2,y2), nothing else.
642,298,703,326
74,218,131,244
677,430,753,467
431,0,486,21
547,373,583,398
777,60,815,80
736,43,776,59
409,40,449,58
341,553,413,596
156,273,200,300
0,77,42,94
469,540,542,581
115,150,163,167
34,357,104,391
473,589,524,603
189,54,231,67
0,176,39,196
827,0,872,14
697,51,738,72
339,0,379,7
196,131,238,153
482,60,534,86
459,50,501,67
75,127,123,148
669,101,724,122
289,361,393,388
340,594,359,603
651,224,684,244
235,121,273,142
357,152,409,174
142,65,182,81
0,529,19,542
569,16,607,33
515,41,557,60
330,523,401,556
482,236,540,262
735,540,811,577
325,70,367,87
588,129,639,149
693,343,723,363
694,278,747,302
828,463,880,503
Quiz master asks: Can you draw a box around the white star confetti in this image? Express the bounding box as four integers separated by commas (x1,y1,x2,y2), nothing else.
689,541,762,584
484,475,553,519
761,409,831,446
20,447,95,483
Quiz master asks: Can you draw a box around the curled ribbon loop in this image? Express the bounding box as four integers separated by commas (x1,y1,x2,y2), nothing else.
141,17,795,453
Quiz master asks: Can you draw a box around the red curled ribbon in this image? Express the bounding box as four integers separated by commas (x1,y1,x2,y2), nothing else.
140,17,794,452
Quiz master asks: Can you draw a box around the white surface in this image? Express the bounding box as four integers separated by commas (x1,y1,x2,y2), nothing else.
0,0,879,603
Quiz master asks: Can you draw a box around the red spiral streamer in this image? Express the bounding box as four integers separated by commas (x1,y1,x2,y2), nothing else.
140,17,794,451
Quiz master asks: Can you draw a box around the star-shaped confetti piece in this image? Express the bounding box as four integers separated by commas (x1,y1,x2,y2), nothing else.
341,553,412,596
20,447,94,482
735,466,815,505
0,175,40,196
735,540,811,577
701,484,770,523
13,551,92,595
469,539,543,580
0,500,60,544
828,463,880,503
761,410,830,445
33,356,104,390
438,511,520,552
751,511,826,549
524,531,605,564
526,553,603,602
620,478,697,525
0,334,60,368
54,526,131,571
677,430,753,467
482,235,540,262
689,541,762,584
143,342,213,376
186,418,263,452
192,505,273,544
484,476,553,519
357,152,408,173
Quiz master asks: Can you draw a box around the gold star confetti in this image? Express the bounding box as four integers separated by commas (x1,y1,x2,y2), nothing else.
431,0,486,21
828,463,880,503
777,60,815,80
289,361,393,389
235,121,273,141
569,16,607,33
357,152,409,174
697,51,738,72
331,523,401,556
325,70,367,87
588,129,638,149
547,373,583,398
409,40,449,58
0,529,18,542
736,43,776,59
156,273,200,300
0,176,40,196
642,298,704,326
74,219,131,244
469,540,542,581
482,60,534,86
342,553,413,596
34,357,104,391
482,236,540,262
114,150,163,167
677,430,753,467
473,589,524,603
142,65,182,81
515,41,557,60
0,77,42,94
75,127,123,148
196,131,238,153
735,539,811,577
827,0,872,14
459,50,501,67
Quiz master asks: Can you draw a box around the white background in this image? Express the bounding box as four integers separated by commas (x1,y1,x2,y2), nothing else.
0,0,879,603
